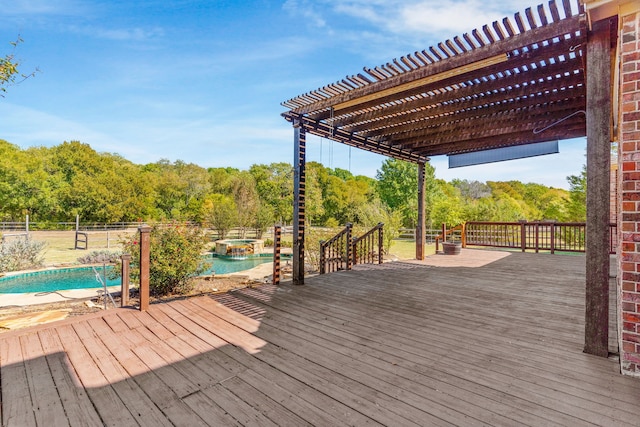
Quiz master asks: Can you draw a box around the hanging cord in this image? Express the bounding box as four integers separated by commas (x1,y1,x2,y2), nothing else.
533,110,585,134
329,107,334,169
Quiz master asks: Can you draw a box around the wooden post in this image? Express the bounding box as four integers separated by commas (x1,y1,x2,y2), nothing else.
378,223,384,264
345,223,353,271
416,162,426,260
461,222,466,248
520,221,527,252
293,124,306,285
120,253,131,307
584,18,612,357
319,241,326,274
273,225,281,285
25,214,29,237
138,225,151,311
550,223,555,255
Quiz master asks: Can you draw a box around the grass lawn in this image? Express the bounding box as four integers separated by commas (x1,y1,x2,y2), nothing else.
387,239,436,260
26,230,136,266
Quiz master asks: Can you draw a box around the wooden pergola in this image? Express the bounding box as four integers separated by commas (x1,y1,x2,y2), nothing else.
282,0,616,358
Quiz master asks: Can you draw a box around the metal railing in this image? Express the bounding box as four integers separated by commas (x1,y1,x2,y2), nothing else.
464,221,617,254
320,223,384,274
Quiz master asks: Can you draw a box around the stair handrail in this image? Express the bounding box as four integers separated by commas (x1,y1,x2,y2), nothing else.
320,223,353,274
352,223,384,266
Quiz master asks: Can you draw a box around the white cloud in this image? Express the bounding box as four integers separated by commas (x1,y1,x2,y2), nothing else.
68,25,166,42
2,0,91,19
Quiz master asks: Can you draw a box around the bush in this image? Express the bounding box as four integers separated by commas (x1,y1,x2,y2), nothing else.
119,224,210,296
0,237,46,272
77,250,123,265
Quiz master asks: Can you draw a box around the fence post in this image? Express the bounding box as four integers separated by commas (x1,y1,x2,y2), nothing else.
535,222,539,253
378,223,384,264
520,221,527,252
25,214,29,237
345,223,353,271
139,225,151,311
319,241,326,274
120,254,131,307
461,222,466,248
550,223,555,254
273,225,281,285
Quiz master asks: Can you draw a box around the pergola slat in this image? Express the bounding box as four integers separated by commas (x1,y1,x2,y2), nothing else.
281,0,587,162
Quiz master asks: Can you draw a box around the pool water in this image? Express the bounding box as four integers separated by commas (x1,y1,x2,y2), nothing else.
0,256,274,294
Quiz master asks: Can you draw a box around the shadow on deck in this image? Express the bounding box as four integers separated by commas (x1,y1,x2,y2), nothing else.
1,249,638,426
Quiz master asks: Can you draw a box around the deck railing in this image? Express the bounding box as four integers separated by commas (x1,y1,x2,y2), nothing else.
320,224,353,274
320,223,384,274
464,221,617,254
352,223,384,267
434,223,464,252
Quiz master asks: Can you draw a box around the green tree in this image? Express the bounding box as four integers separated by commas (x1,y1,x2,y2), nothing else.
205,194,237,239
566,165,587,221
376,159,437,227
249,163,293,224
1,37,37,96
231,171,259,237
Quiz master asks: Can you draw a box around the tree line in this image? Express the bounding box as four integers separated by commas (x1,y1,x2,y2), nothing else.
0,139,586,236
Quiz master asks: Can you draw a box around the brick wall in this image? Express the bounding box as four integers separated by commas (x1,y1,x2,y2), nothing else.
619,10,640,376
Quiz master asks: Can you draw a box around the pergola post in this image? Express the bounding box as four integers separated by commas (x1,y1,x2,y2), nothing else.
584,17,612,357
293,123,306,285
416,162,426,260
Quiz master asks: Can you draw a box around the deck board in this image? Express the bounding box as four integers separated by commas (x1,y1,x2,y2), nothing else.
1,250,639,426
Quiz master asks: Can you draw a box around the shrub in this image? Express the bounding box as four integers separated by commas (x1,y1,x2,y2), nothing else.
0,237,46,272
119,224,210,296
77,250,123,265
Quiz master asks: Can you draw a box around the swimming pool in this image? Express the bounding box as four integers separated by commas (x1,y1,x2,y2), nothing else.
0,256,274,294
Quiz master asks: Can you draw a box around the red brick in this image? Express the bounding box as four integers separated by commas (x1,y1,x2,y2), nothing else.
623,302,637,312
624,90,640,101
623,292,640,303
623,171,640,181
622,122,638,133
623,352,640,365
623,341,636,353
623,101,637,113
624,312,640,323
624,81,637,93
623,161,637,172
623,111,640,122
623,131,640,142
623,321,637,332
622,251,640,262
622,222,636,232
623,272,640,282
622,191,640,200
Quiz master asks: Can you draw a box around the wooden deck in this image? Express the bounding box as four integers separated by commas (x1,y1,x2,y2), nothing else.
2,250,639,426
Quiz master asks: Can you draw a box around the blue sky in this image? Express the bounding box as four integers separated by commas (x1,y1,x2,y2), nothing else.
1,0,585,189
